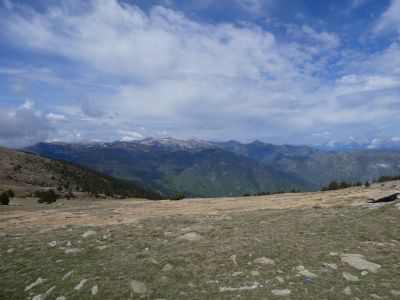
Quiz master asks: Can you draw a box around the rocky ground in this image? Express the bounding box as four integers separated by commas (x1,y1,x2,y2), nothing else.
1,182,400,299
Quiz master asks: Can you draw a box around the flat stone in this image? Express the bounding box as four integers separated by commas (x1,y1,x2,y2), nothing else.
298,269,318,278
178,232,203,242
230,254,237,265
329,252,338,256
162,263,173,272
276,276,285,283
391,290,400,296
32,286,55,300
74,279,87,290
251,270,260,276
322,263,338,270
82,230,97,238
91,285,98,295
343,286,352,295
232,272,242,277
62,270,73,280
342,272,359,282
271,289,291,296
65,248,81,254
48,241,57,247
253,257,274,265
370,294,383,299
341,253,381,273
25,277,47,291
55,297,66,300
130,280,148,298
95,245,109,251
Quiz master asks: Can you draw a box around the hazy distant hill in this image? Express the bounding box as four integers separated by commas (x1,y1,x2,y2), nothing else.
25,138,400,197
26,138,307,197
0,146,162,199
217,140,400,188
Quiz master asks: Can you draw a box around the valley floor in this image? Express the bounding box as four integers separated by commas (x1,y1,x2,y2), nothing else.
1,182,400,299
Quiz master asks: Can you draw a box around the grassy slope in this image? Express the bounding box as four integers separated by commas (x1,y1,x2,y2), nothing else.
0,146,162,200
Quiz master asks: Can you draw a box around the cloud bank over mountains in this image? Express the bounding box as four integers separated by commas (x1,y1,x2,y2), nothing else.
0,0,399,148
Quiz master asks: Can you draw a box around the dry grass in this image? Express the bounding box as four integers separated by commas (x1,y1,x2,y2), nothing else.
1,182,400,299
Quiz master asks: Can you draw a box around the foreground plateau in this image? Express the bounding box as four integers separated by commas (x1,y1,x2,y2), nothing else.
1,182,400,299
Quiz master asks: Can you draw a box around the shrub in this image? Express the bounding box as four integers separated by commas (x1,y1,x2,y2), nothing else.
170,192,185,200
65,190,75,199
365,181,370,187
36,189,58,204
0,192,10,205
6,189,15,198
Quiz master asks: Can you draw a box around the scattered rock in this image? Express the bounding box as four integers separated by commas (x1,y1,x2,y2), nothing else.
74,279,88,290
340,253,381,273
130,280,148,298
95,245,109,251
188,282,197,288
232,272,242,277
253,257,274,265
390,290,400,296
342,272,359,282
230,254,237,265
65,248,81,254
395,203,400,210
7,248,14,253
322,263,338,270
32,286,55,300
271,289,291,296
361,271,368,276
55,297,66,300
25,277,47,291
296,266,318,278
162,263,173,272
178,232,203,242
66,241,72,247
219,282,260,292
276,276,285,283
48,241,57,247
342,286,352,295
251,270,260,276
61,270,73,280
82,230,97,238
102,233,111,240
329,252,338,256
370,294,383,299
91,285,98,295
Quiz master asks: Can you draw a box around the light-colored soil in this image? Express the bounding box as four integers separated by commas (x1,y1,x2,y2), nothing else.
1,181,399,228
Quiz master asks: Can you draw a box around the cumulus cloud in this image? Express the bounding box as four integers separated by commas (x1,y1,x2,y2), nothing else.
0,0,399,146
0,100,53,148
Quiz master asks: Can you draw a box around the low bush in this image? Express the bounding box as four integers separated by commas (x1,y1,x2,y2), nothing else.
36,189,58,204
0,192,10,205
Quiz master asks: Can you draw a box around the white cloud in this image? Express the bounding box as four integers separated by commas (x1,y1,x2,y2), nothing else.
374,0,400,35
301,25,340,48
118,130,144,141
0,100,53,147
46,113,66,121
0,0,399,146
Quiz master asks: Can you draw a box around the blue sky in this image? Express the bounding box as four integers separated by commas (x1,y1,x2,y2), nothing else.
0,0,400,149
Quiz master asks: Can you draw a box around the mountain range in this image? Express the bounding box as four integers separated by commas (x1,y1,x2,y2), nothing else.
25,137,400,197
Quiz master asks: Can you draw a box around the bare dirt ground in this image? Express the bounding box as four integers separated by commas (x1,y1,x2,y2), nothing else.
1,181,398,228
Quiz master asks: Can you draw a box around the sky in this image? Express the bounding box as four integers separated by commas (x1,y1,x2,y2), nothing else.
0,0,400,149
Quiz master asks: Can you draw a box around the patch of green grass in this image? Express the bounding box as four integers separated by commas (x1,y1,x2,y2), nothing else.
1,202,400,299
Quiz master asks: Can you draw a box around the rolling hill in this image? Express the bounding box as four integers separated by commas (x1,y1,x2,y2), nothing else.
0,146,162,200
